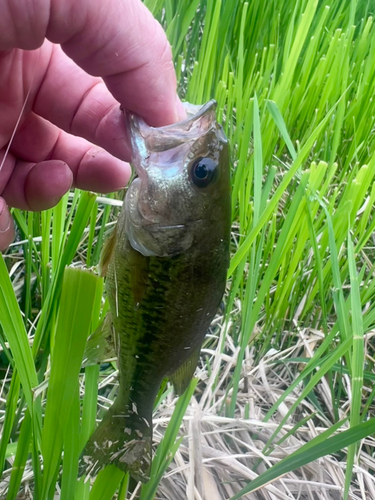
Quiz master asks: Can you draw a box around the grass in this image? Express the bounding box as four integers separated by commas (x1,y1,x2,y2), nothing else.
2,0,375,498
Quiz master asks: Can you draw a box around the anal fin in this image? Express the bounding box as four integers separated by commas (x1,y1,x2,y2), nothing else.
169,344,201,396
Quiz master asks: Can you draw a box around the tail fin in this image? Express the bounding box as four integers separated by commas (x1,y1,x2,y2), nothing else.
79,398,152,483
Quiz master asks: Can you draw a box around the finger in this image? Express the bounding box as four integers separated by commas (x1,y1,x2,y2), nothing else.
1,127,131,211
0,46,133,162
1,0,185,127
0,198,15,251
1,154,73,211
30,45,135,161
55,0,186,125
8,112,131,192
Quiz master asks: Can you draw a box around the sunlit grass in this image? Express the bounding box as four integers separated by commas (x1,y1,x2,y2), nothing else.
1,0,375,497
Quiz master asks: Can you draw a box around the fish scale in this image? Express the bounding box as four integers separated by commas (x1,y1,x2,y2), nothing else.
80,100,230,482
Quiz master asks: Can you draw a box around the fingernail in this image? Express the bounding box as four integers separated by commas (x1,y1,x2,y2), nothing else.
0,199,11,233
175,95,187,122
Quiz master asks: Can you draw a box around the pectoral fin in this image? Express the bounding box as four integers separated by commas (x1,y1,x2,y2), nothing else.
82,312,116,367
99,225,117,277
169,344,201,395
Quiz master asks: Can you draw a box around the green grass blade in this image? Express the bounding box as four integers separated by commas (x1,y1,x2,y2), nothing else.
80,365,100,451
61,385,81,500
253,92,262,222
6,412,32,500
0,373,20,476
344,232,365,499
41,267,103,498
267,100,297,160
140,379,198,500
89,465,124,500
0,256,38,412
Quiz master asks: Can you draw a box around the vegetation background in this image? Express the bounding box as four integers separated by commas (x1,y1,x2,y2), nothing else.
1,0,375,498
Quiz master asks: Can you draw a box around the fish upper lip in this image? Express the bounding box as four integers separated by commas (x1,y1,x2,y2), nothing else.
160,100,217,131
128,100,218,157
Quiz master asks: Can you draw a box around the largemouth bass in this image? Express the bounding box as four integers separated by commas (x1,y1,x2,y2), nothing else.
80,100,231,482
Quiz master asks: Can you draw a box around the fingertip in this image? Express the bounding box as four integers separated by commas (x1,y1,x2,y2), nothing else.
0,198,15,252
75,148,131,193
25,160,73,211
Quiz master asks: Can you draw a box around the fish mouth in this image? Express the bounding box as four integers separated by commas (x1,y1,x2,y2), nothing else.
151,224,185,230
144,220,203,232
127,100,218,158
127,220,203,257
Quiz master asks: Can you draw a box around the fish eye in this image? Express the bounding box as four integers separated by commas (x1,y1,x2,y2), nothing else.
190,157,218,188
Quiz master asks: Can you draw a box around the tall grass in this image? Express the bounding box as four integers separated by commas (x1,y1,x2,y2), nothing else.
2,0,375,497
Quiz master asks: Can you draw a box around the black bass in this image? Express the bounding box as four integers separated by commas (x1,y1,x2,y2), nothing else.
80,100,231,482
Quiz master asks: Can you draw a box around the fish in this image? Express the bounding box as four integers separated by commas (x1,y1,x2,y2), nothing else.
79,100,231,482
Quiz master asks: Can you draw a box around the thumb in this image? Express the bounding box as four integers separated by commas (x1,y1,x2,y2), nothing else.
0,198,15,251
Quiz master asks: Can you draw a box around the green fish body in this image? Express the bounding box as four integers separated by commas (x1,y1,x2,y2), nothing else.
80,101,230,481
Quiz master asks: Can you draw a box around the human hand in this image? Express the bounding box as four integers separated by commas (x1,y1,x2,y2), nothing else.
0,0,185,250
